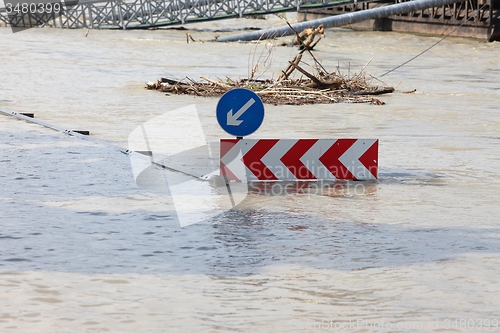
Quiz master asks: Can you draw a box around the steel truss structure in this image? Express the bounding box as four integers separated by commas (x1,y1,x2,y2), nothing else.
0,0,353,29
392,0,496,28
298,0,499,40
300,0,498,29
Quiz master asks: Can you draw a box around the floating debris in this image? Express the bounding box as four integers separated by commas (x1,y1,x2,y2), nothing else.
146,75,393,106
146,26,394,106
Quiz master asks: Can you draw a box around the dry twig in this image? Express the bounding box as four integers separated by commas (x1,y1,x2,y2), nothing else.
146,27,394,106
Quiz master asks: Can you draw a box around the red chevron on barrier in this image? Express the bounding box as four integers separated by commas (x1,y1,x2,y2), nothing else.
220,139,378,181
359,139,378,179
243,139,279,181
220,139,240,180
319,139,357,180
280,139,318,180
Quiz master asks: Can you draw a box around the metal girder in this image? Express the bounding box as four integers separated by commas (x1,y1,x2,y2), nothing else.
392,0,493,26
2,0,496,29
0,0,351,29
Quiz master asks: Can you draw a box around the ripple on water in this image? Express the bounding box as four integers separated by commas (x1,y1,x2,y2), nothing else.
0,236,23,240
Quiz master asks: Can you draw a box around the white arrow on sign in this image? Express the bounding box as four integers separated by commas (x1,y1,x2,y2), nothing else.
227,98,255,126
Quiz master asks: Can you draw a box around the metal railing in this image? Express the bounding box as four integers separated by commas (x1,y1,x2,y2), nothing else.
0,0,355,29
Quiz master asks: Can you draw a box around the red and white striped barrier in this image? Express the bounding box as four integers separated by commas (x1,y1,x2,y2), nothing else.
220,139,378,181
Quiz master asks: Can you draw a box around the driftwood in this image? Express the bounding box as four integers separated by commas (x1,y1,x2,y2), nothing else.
292,24,324,50
353,87,395,95
146,74,392,105
278,53,302,81
146,25,394,106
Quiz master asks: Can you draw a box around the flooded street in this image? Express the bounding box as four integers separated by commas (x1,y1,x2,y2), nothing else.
1,15,500,332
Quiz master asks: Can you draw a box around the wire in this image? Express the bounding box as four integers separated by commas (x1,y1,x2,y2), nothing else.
0,107,210,181
379,3,488,78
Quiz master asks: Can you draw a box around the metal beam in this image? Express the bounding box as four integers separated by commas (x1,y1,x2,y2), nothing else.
1,0,352,29
217,0,467,41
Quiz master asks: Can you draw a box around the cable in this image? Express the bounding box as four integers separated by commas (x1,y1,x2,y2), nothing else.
0,107,210,181
379,3,488,78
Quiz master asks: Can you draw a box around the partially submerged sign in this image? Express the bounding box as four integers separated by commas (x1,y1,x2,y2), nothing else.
220,139,378,181
215,89,378,182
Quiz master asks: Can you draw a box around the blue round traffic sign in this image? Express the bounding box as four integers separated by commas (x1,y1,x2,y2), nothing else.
216,88,265,137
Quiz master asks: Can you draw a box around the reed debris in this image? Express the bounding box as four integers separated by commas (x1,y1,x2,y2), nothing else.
146,26,394,106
